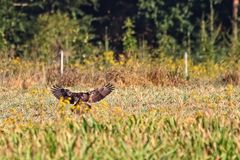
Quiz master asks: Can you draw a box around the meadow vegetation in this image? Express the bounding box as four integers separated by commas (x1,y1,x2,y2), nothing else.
1,0,240,159
0,56,240,159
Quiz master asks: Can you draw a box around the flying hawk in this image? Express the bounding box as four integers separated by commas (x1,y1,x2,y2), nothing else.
51,83,114,109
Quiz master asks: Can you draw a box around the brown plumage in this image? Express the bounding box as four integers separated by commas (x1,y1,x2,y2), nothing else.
51,83,114,108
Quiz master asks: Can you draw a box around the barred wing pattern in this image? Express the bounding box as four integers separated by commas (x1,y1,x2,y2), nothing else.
51,85,79,104
51,83,114,104
88,83,115,103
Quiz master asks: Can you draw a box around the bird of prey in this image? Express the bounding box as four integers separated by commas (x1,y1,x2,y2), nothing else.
51,83,114,109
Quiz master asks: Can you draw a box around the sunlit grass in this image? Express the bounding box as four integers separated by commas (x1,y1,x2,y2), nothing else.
0,57,240,158
1,57,239,89
0,84,239,159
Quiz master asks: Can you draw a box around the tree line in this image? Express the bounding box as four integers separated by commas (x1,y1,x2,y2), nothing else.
0,0,238,63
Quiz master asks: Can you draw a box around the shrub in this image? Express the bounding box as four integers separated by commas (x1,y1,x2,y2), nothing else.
122,18,137,57
25,12,94,63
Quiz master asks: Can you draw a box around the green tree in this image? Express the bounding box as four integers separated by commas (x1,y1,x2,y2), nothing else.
25,12,94,63
194,0,226,62
0,0,34,57
122,18,137,57
138,0,193,49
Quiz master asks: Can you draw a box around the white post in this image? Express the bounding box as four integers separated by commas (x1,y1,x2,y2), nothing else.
42,63,46,84
60,50,64,76
184,52,188,79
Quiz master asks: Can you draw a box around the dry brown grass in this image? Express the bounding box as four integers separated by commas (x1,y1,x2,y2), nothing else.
47,66,187,87
1,61,186,89
1,58,240,90
1,58,240,159
147,68,185,86
222,70,240,85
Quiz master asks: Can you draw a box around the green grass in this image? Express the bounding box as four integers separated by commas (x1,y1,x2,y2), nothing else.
0,84,240,159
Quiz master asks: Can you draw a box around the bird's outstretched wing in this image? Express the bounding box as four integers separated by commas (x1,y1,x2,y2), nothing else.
87,83,115,103
51,85,79,104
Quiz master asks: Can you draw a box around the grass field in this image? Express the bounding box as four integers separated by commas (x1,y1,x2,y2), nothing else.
0,81,240,159
2,1,240,159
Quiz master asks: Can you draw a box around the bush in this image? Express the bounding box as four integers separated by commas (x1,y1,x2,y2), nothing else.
122,18,137,57
25,12,94,63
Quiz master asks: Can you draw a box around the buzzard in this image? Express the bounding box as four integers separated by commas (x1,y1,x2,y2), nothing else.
51,83,114,109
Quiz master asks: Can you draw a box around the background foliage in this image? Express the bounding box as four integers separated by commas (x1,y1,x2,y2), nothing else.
0,0,238,63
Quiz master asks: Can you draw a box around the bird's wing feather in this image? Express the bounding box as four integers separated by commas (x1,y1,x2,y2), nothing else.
88,83,114,103
51,85,79,104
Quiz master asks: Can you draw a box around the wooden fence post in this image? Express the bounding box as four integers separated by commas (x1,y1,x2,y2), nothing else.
60,50,64,76
184,52,188,79
105,26,109,51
